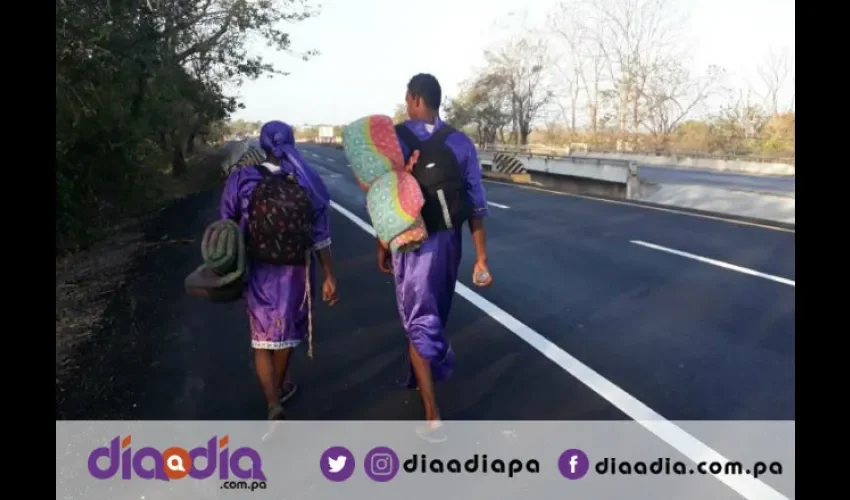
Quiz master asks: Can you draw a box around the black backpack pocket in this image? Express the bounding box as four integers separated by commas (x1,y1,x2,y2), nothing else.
420,182,472,233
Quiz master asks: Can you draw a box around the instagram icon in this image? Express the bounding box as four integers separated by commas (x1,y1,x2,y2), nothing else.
364,446,400,482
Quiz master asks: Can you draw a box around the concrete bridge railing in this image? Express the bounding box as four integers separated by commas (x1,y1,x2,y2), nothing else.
478,144,795,177
478,147,640,200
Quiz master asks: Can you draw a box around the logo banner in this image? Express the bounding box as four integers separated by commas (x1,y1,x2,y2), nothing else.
57,420,795,500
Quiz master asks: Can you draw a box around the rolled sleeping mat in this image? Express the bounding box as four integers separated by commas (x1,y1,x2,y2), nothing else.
222,145,266,180
366,170,427,253
184,219,247,302
342,114,406,191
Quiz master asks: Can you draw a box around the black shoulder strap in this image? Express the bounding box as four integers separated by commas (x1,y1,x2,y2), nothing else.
255,164,272,177
425,124,456,145
395,124,421,153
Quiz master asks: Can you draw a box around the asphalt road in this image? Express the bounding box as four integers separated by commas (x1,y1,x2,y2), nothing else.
85,141,793,426
637,165,795,195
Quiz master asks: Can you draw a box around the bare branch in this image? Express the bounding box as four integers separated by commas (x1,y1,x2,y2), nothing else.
640,63,725,142
755,46,791,115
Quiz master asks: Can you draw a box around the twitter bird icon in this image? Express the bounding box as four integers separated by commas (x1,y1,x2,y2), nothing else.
320,446,355,481
328,455,347,473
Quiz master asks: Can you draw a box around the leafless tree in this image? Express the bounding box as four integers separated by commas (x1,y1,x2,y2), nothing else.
640,62,724,146
789,75,795,112
548,0,607,139
452,0,793,157
714,88,769,153
550,56,582,132
755,46,792,114
483,37,553,145
392,103,407,124
580,0,688,136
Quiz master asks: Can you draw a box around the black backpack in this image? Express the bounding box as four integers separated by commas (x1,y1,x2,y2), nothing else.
395,124,473,233
246,165,313,265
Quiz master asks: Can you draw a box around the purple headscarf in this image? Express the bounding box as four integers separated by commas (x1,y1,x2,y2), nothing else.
259,120,330,211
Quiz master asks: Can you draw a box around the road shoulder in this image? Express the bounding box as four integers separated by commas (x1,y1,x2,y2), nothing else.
56,149,225,419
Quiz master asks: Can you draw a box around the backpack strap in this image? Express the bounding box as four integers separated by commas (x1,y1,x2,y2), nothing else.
255,164,272,177
395,124,421,154
425,124,456,145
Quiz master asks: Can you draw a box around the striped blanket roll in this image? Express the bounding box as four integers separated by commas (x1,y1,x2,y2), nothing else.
222,145,266,180
343,114,427,253
342,115,405,191
367,170,427,253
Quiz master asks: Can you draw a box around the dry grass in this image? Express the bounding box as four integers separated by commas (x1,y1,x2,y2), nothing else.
55,146,225,388
55,222,144,385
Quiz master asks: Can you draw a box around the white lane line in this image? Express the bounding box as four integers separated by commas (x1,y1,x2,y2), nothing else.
631,240,795,287
327,157,336,163
487,201,510,209
482,179,794,234
329,200,789,500
309,152,319,158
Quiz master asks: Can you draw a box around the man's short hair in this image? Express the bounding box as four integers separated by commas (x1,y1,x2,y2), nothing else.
407,73,442,110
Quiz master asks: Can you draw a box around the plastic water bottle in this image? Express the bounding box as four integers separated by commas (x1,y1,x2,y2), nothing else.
474,270,491,286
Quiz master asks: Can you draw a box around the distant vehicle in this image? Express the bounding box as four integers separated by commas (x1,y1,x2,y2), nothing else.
317,126,334,144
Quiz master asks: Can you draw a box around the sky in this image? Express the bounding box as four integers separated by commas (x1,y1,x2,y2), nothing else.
230,0,795,126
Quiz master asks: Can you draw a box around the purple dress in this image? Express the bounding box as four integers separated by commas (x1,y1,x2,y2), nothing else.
394,118,490,388
220,161,332,350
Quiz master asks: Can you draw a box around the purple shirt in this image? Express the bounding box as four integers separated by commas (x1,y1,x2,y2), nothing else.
220,162,331,250
218,161,330,342
397,117,490,218
391,117,484,388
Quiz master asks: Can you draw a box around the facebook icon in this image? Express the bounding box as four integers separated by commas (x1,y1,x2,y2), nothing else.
558,449,590,479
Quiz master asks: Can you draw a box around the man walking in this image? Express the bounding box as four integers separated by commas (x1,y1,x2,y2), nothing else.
379,73,493,439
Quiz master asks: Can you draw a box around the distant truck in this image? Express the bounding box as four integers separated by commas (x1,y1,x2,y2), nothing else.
317,126,334,144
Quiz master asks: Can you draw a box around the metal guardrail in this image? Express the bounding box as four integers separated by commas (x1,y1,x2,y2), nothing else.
596,148,796,165
542,155,635,169
479,143,795,165
479,146,634,168
479,145,566,158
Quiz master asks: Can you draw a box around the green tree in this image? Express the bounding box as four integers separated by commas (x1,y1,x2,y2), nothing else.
56,0,319,252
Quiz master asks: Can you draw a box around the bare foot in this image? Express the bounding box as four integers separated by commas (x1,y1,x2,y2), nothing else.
415,421,447,443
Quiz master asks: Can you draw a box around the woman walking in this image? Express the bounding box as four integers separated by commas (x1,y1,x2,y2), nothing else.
220,120,339,420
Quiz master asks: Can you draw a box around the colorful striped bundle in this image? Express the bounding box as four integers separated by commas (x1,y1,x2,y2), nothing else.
343,115,428,253
342,115,406,190
366,170,428,252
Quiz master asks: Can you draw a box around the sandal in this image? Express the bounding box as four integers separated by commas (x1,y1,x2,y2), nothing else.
267,404,286,421
279,381,298,404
